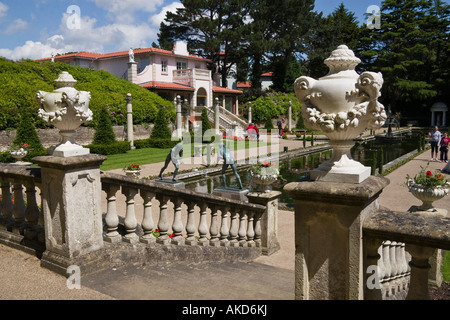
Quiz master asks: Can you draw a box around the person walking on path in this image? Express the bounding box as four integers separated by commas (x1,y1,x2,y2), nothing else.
277,118,283,137
440,131,450,163
429,126,442,161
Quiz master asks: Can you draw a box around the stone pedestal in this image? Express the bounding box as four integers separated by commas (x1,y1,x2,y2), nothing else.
246,191,281,255
128,62,137,84
284,176,389,300
155,179,185,189
213,187,249,202
33,154,107,276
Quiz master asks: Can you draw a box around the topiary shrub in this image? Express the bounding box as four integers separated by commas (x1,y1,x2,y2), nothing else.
12,111,46,161
86,141,130,155
92,105,116,145
150,107,172,140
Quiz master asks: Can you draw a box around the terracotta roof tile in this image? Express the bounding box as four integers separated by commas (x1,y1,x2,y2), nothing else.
140,81,195,91
213,86,243,94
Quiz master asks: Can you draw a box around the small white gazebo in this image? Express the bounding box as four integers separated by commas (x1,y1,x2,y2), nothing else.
430,102,448,127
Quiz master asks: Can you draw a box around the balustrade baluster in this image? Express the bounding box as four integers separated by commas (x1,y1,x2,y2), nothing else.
246,211,255,247
390,241,398,279
405,244,435,300
253,210,262,248
197,203,209,246
219,205,230,247
238,210,247,247
102,184,121,243
185,202,197,245
156,195,170,245
382,241,392,282
12,182,26,234
122,186,139,243
229,208,239,247
171,199,185,245
209,205,220,246
1,179,14,231
363,237,383,300
23,180,42,240
140,190,156,244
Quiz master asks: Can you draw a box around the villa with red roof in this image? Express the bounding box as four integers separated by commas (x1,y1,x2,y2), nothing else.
39,41,243,116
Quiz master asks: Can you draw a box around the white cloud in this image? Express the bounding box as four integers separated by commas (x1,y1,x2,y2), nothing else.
0,2,8,23
0,40,57,60
3,18,28,34
89,0,165,24
150,1,183,26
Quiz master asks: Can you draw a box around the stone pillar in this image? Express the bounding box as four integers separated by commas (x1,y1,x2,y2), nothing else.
288,101,292,132
126,93,135,149
33,154,107,276
246,191,281,255
214,97,220,135
128,62,137,84
248,102,252,124
284,176,389,300
176,95,182,139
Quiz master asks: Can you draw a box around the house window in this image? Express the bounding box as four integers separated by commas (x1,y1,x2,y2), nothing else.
161,60,167,73
177,61,187,70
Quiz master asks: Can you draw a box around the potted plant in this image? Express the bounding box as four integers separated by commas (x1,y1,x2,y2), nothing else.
124,164,141,177
249,161,280,192
9,143,29,162
406,166,450,213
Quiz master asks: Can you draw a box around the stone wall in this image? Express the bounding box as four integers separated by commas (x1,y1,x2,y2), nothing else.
0,125,153,151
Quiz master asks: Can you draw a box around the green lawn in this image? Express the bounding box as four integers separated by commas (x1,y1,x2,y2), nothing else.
100,147,171,171
443,251,450,282
100,140,270,171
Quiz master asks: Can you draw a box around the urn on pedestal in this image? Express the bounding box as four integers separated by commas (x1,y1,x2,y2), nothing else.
36,71,93,157
294,45,387,183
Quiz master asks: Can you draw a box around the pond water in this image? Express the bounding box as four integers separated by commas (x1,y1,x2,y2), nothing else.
184,130,422,207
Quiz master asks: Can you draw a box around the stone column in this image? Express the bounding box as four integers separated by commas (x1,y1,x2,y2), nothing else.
288,101,292,132
284,176,389,300
128,62,137,84
176,95,182,139
248,102,252,124
33,154,107,276
214,97,220,135
126,93,135,149
246,191,281,255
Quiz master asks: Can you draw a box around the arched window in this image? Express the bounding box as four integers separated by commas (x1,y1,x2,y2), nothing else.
197,87,207,107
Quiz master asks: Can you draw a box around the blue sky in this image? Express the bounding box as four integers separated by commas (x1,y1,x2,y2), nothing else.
0,0,442,60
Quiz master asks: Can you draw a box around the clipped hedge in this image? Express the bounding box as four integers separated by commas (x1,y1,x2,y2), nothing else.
134,138,179,149
85,141,130,155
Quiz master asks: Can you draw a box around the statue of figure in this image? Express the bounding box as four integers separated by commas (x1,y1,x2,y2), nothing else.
158,142,183,181
129,48,135,63
51,53,55,63
217,143,243,189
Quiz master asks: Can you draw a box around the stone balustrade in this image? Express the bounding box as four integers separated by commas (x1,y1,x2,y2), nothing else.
100,171,267,248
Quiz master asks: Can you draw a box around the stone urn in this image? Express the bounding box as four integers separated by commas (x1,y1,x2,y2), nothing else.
294,45,387,183
124,170,141,178
36,71,93,157
250,164,279,192
10,149,27,161
407,180,449,215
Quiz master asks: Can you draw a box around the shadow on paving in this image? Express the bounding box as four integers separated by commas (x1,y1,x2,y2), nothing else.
82,260,295,300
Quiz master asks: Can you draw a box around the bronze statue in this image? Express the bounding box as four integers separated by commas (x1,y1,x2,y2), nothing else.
217,143,243,189
158,142,183,181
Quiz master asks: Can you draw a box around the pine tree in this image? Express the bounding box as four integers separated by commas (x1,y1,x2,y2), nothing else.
92,105,116,145
359,0,450,117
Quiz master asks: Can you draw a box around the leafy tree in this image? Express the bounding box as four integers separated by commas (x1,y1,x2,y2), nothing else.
158,0,249,87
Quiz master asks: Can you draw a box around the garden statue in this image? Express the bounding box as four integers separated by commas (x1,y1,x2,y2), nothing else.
294,44,387,183
36,71,93,157
158,142,183,181
129,48,135,63
217,143,243,189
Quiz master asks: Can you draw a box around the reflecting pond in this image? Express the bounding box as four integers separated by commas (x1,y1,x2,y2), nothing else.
184,130,422,207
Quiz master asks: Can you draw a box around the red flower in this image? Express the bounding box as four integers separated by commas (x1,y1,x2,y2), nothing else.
426,171,432,176
439,174,443,179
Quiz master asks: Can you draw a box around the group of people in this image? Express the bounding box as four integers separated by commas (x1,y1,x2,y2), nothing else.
429,126,450,163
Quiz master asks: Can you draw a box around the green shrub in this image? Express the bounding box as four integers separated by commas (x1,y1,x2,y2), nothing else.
85,141,130,155
11,111,46,161
92,105,116,145
0,151,14,163
150,107,172,140
134,138,178,149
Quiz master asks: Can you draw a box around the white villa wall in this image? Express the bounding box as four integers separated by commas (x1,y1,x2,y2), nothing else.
97,57,129,79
